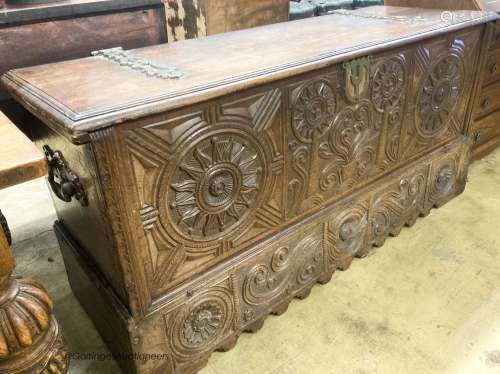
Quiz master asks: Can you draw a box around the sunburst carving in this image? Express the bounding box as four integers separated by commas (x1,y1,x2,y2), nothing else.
169,135,263,238
292,81,336,144
372,58,406,111
418,54,464,136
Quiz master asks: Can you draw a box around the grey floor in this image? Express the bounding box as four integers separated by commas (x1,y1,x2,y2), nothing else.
1,147,500,374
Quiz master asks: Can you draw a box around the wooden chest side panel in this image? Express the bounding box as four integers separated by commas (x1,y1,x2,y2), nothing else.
111,28,482,305
29,120,129,305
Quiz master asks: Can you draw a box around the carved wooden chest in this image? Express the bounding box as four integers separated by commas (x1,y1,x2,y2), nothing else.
2,6,497,374
386,0,500,160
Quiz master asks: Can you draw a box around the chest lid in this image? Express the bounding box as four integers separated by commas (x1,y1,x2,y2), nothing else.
2,6,498,144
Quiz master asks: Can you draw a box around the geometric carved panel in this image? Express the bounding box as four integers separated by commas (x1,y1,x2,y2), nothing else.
125,89,285,296
401,28,481,160
123,28,480,301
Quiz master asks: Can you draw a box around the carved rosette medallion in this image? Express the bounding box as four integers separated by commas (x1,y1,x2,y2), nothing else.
168,286,236,359
168,133,267,240
417,53,464,136
292,81,336,143
182,302,223,345
372,58,406,111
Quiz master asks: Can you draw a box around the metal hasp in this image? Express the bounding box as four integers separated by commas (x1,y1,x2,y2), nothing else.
92,47,184,80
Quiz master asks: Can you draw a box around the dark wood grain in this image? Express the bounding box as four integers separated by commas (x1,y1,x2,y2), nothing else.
0,6,166,100
2,6,497,143
3,6,493,374
385,0,500,161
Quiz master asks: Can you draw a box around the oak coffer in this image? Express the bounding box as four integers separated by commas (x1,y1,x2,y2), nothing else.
2,6,498,374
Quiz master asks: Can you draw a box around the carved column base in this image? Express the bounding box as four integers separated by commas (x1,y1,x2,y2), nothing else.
0,277,69,374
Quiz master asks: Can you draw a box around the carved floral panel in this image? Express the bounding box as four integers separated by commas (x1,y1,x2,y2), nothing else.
401,28,481,160
162,276,238,368
121,29,479,301
124,90,285,296
286,71,380,217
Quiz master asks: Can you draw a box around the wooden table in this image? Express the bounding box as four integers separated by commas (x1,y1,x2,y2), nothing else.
0,111,69,373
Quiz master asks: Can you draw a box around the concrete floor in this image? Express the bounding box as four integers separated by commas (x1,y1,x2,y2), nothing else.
0,147,499,374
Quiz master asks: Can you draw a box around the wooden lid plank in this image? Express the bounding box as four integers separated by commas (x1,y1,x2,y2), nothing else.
1,6,498,143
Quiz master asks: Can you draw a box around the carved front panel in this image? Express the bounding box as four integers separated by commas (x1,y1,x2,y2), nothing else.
124,91,285,296
134,137,471,374
400,28,481,160
239,225,326,325
119,29,481,302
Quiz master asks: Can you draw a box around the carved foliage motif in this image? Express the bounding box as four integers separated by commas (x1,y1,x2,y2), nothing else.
288,75,379,216
159,139,469,372
370,172,427,247
319,100,377,193
120,29,479,306
242,231,324,316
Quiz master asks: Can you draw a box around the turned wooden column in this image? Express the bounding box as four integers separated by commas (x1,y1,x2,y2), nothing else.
0,111,69,373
